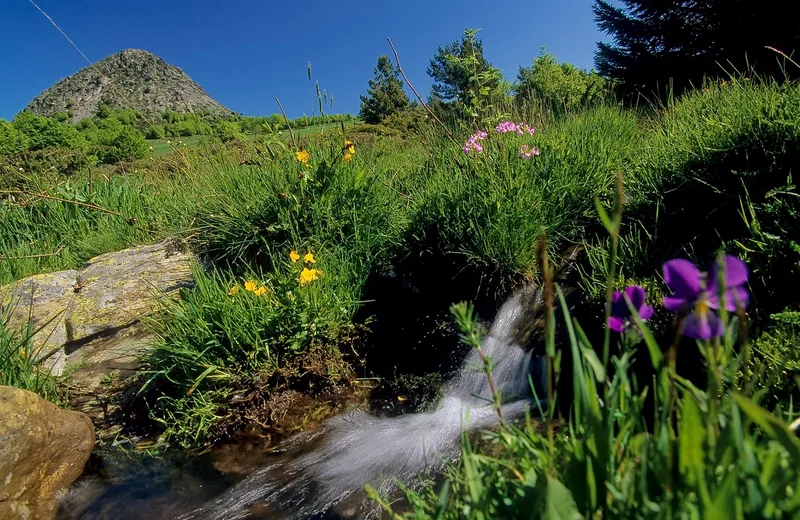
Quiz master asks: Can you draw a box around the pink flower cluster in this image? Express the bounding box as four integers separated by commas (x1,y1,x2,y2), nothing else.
495,120,535,136
463,130,488,155
462,121,539,158
519,144,540,160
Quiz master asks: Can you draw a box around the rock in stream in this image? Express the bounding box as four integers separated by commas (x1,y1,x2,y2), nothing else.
0,386,95,520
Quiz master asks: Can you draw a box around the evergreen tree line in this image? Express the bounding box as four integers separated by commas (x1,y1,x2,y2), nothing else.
360,1,799,123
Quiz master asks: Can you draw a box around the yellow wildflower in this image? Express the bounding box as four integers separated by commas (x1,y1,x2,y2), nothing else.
344,139,355,155
228,285,240,295
303,251,316,264
299,267,321,285
253,286,268,296
295,150,310,164
397,395,407,402
289,250,300,263
343,152,353,163
244,280,258,292
20,350,26,359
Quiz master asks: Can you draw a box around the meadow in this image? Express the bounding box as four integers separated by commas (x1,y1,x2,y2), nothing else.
2,74,800,517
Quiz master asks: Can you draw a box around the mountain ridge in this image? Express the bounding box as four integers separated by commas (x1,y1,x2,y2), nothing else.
24,49,231,121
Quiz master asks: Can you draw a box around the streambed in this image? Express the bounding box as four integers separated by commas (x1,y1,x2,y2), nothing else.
59,291,547,519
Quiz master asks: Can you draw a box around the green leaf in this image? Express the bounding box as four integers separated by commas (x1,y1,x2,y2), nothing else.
186,365,219,396
625,295,662,369
594,197,614,234
544,477,584,520
706,470,738,520
574,320,605,383
678,391,706,490
581,345,606,384
732,393,800,464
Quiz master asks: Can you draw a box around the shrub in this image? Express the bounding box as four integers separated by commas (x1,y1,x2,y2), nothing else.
213,120,244,143
515,50,607,113
0,120,28,155
12,112,87,152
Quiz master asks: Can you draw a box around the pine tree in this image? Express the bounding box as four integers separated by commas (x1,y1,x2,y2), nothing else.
594,0,800,98
427,28,506,120
359,55,410,125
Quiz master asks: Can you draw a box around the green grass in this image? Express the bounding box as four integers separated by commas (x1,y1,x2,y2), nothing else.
2,79,799,455
292,120,360,137
406,106,639,279
146,135,206,156
0,309,63,404
375,176,800,519
142,121,362,157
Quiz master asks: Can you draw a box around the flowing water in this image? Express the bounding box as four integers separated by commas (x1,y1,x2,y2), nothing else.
61,290,547,520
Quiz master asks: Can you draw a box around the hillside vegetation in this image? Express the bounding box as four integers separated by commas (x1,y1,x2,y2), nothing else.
25,49,230,121
2,13,800,518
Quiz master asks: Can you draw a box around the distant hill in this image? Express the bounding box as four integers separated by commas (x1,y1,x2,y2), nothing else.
24,49,231,121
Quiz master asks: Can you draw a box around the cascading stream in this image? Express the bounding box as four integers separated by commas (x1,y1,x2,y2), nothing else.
183,290,547,520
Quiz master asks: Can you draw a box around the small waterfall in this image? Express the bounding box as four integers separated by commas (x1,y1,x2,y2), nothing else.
183,290,547,519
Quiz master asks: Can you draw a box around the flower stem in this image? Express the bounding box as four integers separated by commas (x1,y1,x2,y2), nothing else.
539,234,556,467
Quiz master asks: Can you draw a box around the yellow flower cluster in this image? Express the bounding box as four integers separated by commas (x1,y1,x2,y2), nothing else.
343,139,355,163
299,267,321,285
296,149,310,164
229,279,269,296
290,250,316,264
291,249,321,285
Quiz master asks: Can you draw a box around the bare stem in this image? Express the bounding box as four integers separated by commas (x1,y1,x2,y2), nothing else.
477,346,505,425
2,189,126,218
539,234,556,466
274,97,298,150
601,173,625,369
386,37,459,146
0,245,64,260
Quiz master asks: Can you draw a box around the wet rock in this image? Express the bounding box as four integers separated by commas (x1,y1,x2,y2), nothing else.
0,239,195,430
0,386,95,520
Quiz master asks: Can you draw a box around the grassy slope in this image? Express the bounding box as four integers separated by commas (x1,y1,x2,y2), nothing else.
1,81,799,451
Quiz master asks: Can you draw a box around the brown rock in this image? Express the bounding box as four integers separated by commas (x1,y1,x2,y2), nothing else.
0,386,95,520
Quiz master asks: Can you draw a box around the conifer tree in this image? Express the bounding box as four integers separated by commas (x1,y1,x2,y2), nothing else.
594,0,800,97
359,55,410,125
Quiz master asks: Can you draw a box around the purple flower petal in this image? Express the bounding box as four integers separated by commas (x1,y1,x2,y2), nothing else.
663,259,702,299
708,285,750,311
610,290,628,317
608,316,626,332
638,305,655,321
664,295,692,313
709,255,749,289
682,309,724,340
625,286,647,311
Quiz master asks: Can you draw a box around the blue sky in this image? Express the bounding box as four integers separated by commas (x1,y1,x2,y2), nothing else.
0,0,607,120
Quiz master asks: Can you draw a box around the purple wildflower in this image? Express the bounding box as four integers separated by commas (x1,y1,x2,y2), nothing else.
609,286,654,333
662,256,749,340
519,144,540,159
463,131,487,155
495,121,518,134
